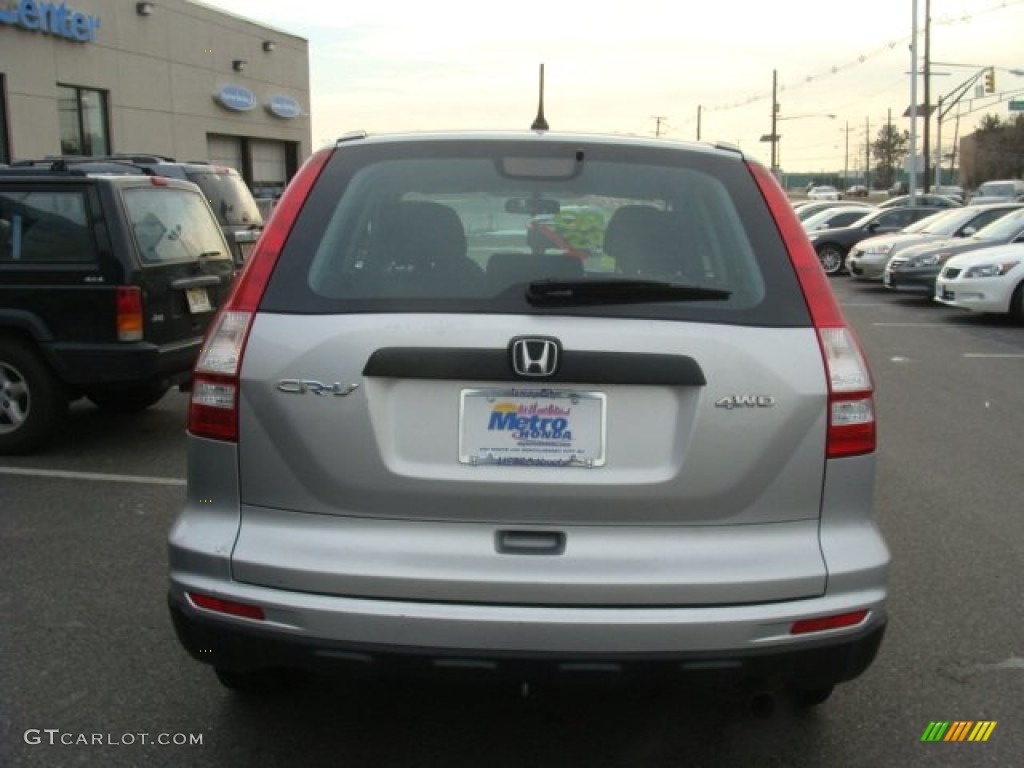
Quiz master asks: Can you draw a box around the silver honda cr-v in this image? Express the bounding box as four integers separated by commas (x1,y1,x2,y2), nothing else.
168,131,889,708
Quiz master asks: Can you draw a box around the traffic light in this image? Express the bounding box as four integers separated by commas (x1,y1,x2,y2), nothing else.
984,67,996,94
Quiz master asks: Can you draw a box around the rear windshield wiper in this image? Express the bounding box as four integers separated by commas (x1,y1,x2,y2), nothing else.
526,278,732,306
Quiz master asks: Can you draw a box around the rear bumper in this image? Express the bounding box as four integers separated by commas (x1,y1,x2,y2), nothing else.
168,592,886,689
45,337,201,386
168,440,890,689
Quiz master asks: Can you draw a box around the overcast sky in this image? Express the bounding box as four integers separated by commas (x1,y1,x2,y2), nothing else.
200,0,1024,175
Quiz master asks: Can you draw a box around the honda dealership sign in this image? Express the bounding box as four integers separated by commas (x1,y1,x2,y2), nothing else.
215,85,258,112
0,0,101,43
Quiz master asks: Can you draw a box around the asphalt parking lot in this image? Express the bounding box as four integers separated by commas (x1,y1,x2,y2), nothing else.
2,278,1022,768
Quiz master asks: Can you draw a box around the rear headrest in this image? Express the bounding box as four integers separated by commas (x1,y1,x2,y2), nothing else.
379,201,467,269
603,205,682,277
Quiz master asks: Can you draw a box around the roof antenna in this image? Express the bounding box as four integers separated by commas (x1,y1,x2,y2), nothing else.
531,63,549,132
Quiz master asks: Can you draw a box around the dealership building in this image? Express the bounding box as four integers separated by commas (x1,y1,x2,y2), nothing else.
0,0,311,196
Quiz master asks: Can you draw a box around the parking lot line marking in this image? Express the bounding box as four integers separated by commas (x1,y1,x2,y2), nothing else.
963,353,1024,359
0,466,186,486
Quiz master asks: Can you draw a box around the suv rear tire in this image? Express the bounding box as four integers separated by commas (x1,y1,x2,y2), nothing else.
0,339,68,455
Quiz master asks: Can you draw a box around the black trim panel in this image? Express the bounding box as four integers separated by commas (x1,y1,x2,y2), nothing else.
363,347,706,386
169,596,885,689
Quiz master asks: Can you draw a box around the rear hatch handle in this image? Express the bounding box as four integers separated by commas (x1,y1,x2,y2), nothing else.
170,274,222,290
496,530,566,555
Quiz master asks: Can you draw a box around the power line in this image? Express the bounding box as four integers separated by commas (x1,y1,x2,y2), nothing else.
701,0,1024,114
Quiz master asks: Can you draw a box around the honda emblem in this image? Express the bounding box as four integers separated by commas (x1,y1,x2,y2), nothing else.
510,337,560,377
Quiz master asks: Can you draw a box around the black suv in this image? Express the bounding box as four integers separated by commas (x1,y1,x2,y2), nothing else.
9,155,264,266
0,168,235,453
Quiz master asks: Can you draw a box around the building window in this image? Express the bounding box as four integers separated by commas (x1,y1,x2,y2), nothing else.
57,84,110,156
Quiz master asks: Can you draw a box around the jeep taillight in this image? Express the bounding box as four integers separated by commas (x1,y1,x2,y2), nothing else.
188,147,333,442
116,286,144,341
749,161,876,458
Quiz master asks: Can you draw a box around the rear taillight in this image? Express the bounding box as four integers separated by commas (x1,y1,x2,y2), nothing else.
188,147,333,442
115,286,144,341
750,162,876,458
818,327,876,458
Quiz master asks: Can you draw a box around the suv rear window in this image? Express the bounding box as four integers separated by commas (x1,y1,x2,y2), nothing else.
122,186,231,265
186,171,263,227
262,139,810,326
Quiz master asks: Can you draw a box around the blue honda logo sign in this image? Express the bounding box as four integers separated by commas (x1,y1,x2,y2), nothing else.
215,85,257,112
267,95,301,119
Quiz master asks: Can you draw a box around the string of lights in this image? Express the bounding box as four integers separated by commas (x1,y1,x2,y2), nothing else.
700,0,1024,115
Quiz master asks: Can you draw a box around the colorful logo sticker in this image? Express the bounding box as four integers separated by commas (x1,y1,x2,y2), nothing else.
921,721,997,742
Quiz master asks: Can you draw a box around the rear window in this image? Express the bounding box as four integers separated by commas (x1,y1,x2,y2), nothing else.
262,138,811,326
122,187,231,265
186,171,263,227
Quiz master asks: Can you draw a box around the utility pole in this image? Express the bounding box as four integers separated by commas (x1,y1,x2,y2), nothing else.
771,69,778,172
909,0,919,200
758,70,781,176
696,105,702,141
865,116,871,189
840,121,854,188
923,0,931,193
652,115,668,138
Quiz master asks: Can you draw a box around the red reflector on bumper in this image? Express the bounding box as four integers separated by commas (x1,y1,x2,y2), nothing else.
790,610,868,635
188,592,265,621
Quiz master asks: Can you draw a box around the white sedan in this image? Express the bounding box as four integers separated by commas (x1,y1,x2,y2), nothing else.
934,242,1024,319
807,185,841,201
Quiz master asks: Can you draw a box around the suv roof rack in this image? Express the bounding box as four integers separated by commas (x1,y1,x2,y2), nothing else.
3,158,151,175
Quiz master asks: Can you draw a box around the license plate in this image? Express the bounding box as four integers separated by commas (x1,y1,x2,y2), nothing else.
185,287,212,314
237,241,255,262
459,388,606,467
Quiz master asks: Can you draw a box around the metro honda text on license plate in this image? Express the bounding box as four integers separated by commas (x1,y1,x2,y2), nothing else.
459,388,606,467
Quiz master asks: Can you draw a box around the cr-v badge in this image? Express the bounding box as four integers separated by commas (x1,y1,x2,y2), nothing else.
276,380,360,397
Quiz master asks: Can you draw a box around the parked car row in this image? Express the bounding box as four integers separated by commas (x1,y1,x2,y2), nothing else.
807,206,939,275
816,198,1024,320
884,207,1024,297
847,204,1023,281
